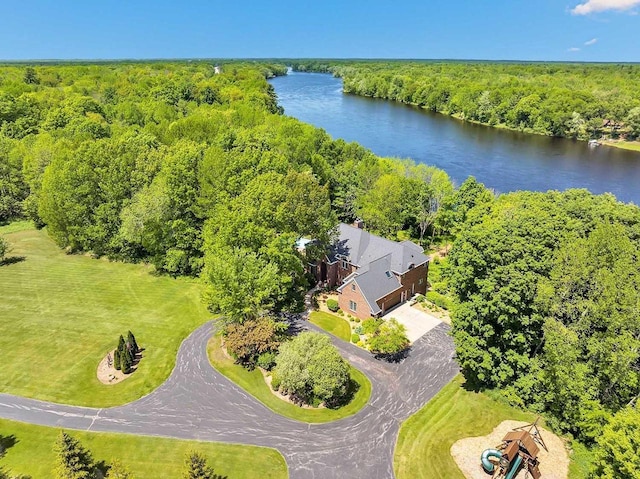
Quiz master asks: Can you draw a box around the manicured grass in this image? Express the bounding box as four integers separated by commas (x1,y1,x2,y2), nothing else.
0,418,287,479
394,375,537,479
0,220,34,235
308,311,351,342
602,140,640,152
0,227,211,407
207,336,371,423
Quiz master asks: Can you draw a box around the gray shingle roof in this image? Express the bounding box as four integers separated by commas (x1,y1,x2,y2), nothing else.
332,223,429,315
332,223,428,273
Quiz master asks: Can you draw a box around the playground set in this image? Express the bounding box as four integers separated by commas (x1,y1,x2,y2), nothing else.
480,419,548,479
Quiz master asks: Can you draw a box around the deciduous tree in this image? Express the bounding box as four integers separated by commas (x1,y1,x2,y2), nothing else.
272,332,349,406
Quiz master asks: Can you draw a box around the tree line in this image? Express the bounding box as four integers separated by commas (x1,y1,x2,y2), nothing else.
3,60,640,476
291,60,640,141
442,187,640,476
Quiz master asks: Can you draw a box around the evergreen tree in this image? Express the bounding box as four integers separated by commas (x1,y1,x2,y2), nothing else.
53,431,96,479
121,350,131,374
127,331,139,354
113,348,121,371
106,460,133,479
117,335,125,353
183,452,217,479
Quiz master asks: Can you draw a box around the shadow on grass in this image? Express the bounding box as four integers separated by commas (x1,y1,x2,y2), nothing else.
0,256,26,266
373,347,412,363
0,434,18,457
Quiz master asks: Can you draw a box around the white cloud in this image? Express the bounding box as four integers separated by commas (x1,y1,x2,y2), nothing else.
584,37,598,45
568,47,582,51
571,0,640,15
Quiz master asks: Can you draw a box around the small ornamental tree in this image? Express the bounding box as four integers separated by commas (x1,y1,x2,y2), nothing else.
120,348,132,374
272,332,350,407
367,319,410,355
113,348,121,371
127,331,139,354
224,316,285,369
106,460,133,479
183,452,218,479
53,431,96,479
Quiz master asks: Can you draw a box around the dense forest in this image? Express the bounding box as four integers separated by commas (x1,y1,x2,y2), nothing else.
292,60,640,142
0,61,458,312
1,61,640,477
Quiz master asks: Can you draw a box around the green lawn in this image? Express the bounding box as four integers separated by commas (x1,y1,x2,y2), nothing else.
207,336,371,423
394,375,591,479
0,227,211,407
603,140,640,152
308,311,351,342
395,376,536,479
0,418,287,479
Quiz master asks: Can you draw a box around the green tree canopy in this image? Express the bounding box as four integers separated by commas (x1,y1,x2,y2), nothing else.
273,332,350,406
53,431,96,479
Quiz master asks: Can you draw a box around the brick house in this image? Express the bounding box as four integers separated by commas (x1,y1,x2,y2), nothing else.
314,222,430,320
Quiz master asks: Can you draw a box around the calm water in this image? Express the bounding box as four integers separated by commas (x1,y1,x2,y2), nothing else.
270,72,640,204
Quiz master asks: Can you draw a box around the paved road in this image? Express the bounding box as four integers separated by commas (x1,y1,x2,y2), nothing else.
0,317,458,478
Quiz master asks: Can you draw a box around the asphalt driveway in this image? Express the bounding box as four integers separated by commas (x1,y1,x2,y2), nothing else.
0,316,458,478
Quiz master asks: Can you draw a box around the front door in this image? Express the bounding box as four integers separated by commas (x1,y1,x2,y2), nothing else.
401,290,406,302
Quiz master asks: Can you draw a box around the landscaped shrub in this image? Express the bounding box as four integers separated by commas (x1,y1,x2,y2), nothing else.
337,309,344,316
224,316,285,369
113,332,138,374
362,318,383,335
367,319,410,355
272,332,350,407
354,326,364,335
257,351,277,370
271,374,281,391
415,294,426,303
326,299,339,312
426,291,453,310
351,333,360,344
354,318,360,323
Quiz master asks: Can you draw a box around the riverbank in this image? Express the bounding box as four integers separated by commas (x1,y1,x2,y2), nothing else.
271,71,640,204
602,140,640,152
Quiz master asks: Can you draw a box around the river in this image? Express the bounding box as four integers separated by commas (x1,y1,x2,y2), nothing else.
270,71,640,204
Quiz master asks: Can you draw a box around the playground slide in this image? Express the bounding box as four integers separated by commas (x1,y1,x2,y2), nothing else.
481,449,503,473
504,454,523,479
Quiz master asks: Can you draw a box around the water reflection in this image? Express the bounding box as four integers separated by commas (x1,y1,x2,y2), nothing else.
271,72,640,204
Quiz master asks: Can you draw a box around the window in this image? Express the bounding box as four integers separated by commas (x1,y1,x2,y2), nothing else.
418,278,424,285
351,283,356,291
341,260,348,270
349,300,357,311
385,271,392,278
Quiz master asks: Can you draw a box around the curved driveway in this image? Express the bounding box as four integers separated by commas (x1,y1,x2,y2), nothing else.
0,317,458,478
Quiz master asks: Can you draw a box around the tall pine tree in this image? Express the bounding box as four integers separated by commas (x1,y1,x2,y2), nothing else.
183,452,218,479
53,431,96,479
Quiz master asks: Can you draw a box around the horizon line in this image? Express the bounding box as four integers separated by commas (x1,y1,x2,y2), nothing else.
0,57,639,65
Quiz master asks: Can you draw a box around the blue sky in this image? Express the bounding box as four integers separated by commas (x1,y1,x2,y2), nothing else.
0,0,638,61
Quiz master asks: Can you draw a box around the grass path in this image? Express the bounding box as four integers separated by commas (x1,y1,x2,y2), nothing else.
0,418,287,479
308,311,351,341
207,336,371,423
0,227,210,407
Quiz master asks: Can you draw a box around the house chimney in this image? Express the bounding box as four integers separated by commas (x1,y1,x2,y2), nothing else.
353,219,364,229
